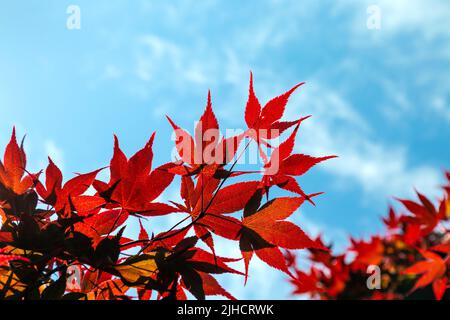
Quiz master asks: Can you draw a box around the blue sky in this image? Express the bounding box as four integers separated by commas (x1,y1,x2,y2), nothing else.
1,0,450,299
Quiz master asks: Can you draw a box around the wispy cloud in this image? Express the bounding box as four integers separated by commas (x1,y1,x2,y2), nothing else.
43,140,64,171
290,84,443,198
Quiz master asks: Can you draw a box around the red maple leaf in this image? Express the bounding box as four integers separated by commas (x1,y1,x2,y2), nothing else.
290,268,323,295
244,72,305,162
74,208,129,245
239,196,326,280
167,91,243,175
171,174,258,251
36,157,104,216
397,190,446,235
383,206,401,230
151,236,242,300
403,250,449,300
0,128,33,195
350,236,384,271
94,134,177,216
261,120,336,204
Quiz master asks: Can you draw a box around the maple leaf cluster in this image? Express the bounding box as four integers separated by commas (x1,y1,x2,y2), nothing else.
287,173,450,300
0,74,333,300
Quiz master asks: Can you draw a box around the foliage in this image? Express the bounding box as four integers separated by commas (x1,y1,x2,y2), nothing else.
287,173,450,300
0,74,333,300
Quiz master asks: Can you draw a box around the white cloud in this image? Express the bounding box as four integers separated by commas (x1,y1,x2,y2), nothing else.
134,34,211,86
336,1,450,125
135,35,182,82
431,95,450,122
323,138,441,198
103,64,122,80
43,140,65,172
288,84,443,199
377,0,450,39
